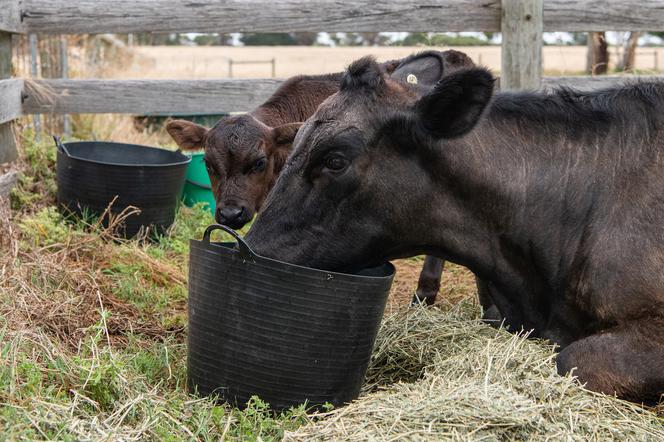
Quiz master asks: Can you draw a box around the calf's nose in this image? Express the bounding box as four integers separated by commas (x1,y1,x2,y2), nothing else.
217,205,248,229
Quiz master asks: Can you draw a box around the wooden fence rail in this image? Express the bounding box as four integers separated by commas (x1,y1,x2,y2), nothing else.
14,0,664,34
20,75,661,116
23,79,283,115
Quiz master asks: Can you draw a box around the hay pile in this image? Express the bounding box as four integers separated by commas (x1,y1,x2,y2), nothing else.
287,305,664,441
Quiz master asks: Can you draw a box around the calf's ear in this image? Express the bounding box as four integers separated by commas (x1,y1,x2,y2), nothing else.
271,122,303,147
416,68,494,139
166,119,208,150
270,122,303,172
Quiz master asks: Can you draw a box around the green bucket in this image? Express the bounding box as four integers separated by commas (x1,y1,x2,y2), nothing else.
182,152,216,214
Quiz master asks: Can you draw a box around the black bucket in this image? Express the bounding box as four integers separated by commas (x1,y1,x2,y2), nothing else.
187,225,395,411
55,139,190,237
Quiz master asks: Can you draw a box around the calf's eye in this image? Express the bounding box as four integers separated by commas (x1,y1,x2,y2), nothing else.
324,154,349,172
254,158,267,172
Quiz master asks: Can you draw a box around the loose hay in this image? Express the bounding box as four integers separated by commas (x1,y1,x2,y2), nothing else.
287,305,664,441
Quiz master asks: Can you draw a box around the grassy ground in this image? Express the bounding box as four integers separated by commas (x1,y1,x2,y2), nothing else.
0,133,468,440
1,134,661,440
1,134,318,440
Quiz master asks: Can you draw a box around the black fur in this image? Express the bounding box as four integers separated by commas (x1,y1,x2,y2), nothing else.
417,68,495,139
247,68,664,403
340,56,383,91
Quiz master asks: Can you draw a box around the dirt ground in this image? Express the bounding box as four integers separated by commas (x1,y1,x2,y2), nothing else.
106,45,664,80
386,259,477,314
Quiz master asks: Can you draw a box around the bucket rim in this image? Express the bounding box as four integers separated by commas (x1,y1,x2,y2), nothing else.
58,140,192,168
191,233,395,282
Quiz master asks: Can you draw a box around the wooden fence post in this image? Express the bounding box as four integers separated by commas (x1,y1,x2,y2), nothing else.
0,32,17,164
501,0,543,90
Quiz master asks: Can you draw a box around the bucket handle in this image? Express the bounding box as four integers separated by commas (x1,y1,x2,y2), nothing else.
53,136,70,157
202,224,255,261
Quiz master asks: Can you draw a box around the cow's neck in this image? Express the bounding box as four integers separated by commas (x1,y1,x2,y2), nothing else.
251,73,343,127
421,110,602,309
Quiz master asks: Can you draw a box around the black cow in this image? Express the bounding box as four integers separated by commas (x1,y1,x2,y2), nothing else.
246,57,664,404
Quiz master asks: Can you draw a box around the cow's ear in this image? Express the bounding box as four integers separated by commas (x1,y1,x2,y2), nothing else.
271,122,303,147
166,119,208,150
416,68,494,139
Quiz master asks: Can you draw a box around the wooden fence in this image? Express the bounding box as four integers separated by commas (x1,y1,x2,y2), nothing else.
1,0,664,165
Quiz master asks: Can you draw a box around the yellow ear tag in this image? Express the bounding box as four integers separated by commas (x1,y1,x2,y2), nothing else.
407,74,418,84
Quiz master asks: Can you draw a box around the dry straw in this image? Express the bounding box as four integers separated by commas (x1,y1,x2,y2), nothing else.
287,304,664,441
0,198,179,349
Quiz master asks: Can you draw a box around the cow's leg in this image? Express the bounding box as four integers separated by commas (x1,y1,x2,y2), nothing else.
556,317,664,404
412,256,445,306
475,276,504,326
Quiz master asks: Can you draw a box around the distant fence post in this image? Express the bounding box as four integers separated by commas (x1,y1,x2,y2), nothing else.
654,50,659,72
501,0,543,90
29,33,41,141
0,32,17,164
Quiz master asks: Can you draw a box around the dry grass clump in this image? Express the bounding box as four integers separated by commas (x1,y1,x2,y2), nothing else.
0,200,179,349
287,305,664,441
70,113,176,148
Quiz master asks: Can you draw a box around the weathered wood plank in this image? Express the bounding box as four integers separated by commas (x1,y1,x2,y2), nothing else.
23,78,285,115
0,32,17,164
0,125,17,164
541,75,664,91
0,170,17,197
20,0,664,34
22,0,503,34
543,0,664,32
501,0,543,91
0,33,11,81
22,76,664,116
0,79,23,124
0,0,23,33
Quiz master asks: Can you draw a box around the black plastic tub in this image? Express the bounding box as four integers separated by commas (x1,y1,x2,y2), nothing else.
55,139,190,237
187,225,395,411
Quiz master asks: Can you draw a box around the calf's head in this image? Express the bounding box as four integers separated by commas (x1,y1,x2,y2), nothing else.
246,58,494,271
166,115,300,228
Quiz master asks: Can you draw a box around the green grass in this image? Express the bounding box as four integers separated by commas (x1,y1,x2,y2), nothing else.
0,133,315,440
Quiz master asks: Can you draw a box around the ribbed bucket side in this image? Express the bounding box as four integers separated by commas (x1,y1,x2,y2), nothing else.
187,240,393,411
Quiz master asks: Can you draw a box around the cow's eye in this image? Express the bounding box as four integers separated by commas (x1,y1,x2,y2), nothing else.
323,154,349,173
253,158,267,172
